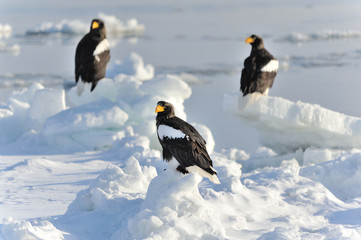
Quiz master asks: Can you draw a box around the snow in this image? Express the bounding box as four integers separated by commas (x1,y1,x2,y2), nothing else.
26,13,145,36
301,151,361,201
97,13,145,36
2,218,64,240
107,52,155,81
2,1,361,239
1,51,361,239
224,92,361,154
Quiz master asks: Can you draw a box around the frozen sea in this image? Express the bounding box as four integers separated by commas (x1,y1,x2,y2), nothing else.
1,0,361,151
1,0,361,239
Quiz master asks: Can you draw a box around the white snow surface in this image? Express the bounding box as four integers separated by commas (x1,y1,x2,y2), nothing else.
2,53,361,239
108,52,155,81
224,92,361,154
26,13,145,36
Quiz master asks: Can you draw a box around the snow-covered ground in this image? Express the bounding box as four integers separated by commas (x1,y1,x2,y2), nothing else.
1,0,361,239
1,53,361,239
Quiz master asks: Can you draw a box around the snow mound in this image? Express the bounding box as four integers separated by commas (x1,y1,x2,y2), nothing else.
0,53,191,153
0,84,65,144
26,13,145,36
67,158,157,213
282,29,361,43
301,151,361,201
224,92,361,154
108,52,155,80
52,133,161,240
41,99,128,152
1,217,63,240
192,122,215,154
25,150,361,239
128,172,227,239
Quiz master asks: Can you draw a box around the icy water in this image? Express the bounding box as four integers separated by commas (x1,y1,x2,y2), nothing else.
1,0,361,152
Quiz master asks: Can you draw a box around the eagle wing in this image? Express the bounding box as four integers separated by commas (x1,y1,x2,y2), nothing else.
75,33,99,83
240,56,256,95
241,50,277,95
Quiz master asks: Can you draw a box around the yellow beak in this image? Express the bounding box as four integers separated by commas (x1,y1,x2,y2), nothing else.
245,37,254,44
92,21,99,29
155,105,165,113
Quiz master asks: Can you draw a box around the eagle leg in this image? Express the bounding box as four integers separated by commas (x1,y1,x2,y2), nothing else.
176,165,189,174
90,81,98,92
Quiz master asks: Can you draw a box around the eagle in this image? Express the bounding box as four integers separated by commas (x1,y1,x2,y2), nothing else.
155,101,220,184
75,19,110,95
240,34,278,96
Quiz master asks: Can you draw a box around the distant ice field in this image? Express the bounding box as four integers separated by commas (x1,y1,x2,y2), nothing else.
1,1,361,239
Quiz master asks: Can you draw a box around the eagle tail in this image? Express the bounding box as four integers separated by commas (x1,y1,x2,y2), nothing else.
76,80,87,96
186,165,220,184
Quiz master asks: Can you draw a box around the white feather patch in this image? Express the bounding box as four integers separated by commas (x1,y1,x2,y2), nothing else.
263,88,269,96
261,59,279,72
186,165,220,184
93,39,110,56
158,124,185,140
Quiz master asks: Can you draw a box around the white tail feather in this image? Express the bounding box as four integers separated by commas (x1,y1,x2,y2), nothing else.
238,92,262,110
186,165,220,184
76,80,87,96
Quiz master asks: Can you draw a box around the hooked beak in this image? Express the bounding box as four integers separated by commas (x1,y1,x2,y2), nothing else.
155,105,165,113
245,37,254,44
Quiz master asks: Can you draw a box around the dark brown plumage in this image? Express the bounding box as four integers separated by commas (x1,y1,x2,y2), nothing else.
75,19,110,95
240,34,279,96
155,101,220,184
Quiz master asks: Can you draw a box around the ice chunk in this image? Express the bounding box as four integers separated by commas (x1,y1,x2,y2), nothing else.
224,92,361,153
29,89,66,128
